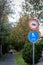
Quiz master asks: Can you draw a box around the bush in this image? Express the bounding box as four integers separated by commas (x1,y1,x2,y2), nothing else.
22,42,42,65
12,41,25,51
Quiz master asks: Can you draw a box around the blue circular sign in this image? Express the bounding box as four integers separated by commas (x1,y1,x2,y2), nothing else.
28,31,39,43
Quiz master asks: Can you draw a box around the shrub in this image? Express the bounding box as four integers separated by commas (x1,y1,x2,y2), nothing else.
22,42,42,65
12,41,25,51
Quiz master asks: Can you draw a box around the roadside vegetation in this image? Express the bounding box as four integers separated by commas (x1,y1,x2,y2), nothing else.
0,0,43,65
14,51,28,65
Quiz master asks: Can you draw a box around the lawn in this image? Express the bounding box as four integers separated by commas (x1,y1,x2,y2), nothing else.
14,52,28,65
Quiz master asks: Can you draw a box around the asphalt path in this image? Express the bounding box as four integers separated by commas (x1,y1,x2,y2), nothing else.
0,53,17,65
0,53,43,65
38,57,43,65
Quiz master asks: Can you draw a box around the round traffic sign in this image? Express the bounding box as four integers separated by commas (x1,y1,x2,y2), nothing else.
28,31,39,43
28,19,39,30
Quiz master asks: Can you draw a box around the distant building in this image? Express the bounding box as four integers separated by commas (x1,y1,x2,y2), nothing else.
39,20,43,37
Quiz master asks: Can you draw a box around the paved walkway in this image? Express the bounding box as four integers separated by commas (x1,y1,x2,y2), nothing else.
0,53,17,65
38,57,43,65
0,53,43,65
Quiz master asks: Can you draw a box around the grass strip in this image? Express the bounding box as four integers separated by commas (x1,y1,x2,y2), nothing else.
14,52,29,65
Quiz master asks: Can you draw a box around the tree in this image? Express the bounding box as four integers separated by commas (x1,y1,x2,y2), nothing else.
0,0,12,55
9,14,31,51
0,0,7,55
22,0,43,19
29,0,43,10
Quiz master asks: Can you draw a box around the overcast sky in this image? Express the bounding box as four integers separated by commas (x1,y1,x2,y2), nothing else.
8,0,25,23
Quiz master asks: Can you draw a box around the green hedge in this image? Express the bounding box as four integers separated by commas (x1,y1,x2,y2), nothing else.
22,42,42,65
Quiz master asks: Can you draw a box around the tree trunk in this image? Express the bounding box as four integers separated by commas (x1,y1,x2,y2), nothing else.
0,44,2,56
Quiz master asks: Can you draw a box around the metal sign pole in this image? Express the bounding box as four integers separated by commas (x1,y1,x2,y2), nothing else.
28,31,39,65
33,43,35,65
28,19,39,65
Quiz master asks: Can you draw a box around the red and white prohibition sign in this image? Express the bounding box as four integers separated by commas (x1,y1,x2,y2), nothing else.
28,19,39,30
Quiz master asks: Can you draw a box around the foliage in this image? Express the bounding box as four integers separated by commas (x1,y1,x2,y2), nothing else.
0,0,13,54
29,0,41,10
14,52,28,65
22,0,43,19
22,42,42,65
9,15,30,51
39,39,43,51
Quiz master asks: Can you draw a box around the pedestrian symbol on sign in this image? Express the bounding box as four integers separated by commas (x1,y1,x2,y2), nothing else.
32,33,35,37
28,31,39,43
